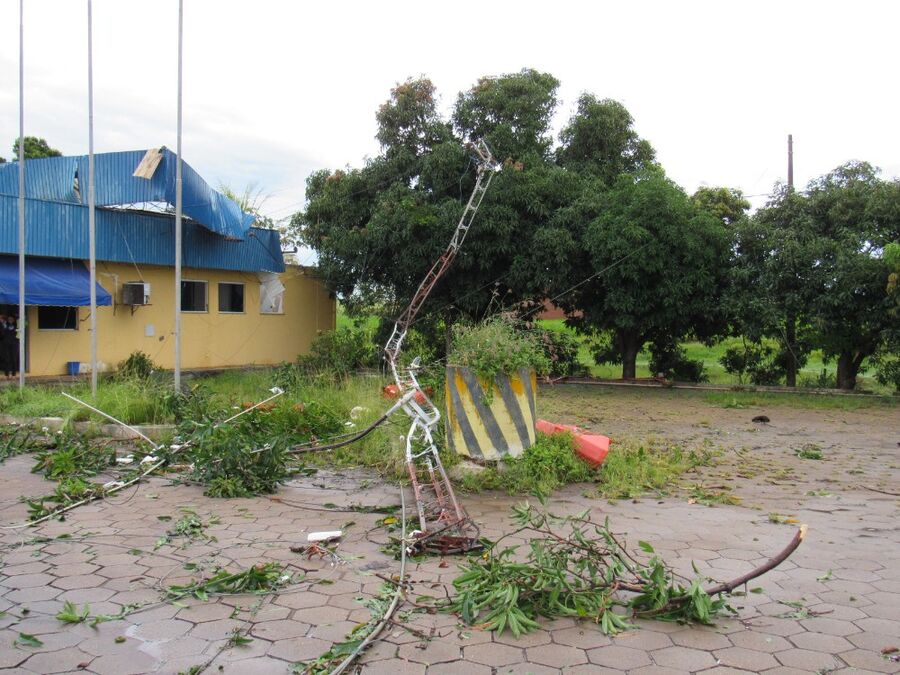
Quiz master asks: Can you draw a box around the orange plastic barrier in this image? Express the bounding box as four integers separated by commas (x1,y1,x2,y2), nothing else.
535,419,611,467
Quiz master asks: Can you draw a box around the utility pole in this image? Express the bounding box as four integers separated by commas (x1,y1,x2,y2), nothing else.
17,0,26,391
787,134,793,190
88,0,98,397
174,0,183,392
785,133,797,387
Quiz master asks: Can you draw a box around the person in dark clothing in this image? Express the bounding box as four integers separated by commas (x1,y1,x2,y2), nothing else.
0,314,18,378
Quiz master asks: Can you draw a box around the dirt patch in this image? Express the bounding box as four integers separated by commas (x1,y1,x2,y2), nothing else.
538,384,900,509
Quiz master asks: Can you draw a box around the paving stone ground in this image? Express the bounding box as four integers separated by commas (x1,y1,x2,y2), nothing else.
0,386,897,674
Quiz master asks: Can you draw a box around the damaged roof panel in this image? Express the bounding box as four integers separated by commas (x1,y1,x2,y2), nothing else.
0,148,255,240
0,194,284,273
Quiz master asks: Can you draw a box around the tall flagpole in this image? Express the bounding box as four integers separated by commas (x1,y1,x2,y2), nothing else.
87,0,98,397
17,0,26,391
174,0,183,392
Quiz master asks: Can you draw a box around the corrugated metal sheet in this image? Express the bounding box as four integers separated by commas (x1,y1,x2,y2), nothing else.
0,195,284,273
0,149,254,240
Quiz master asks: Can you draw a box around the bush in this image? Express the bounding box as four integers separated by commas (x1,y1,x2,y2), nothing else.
720,342,785,385
799,368,837,389
649,344,707,383
296,327,379,380
449,318,550,380
536,329,584,377
871,352,900,393
117,351,159,380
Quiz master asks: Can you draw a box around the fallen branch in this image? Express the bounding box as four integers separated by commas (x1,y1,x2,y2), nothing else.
448,503,807,637
327,487,408,675
860,484,900,497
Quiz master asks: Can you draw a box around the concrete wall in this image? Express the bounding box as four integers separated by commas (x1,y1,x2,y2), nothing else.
23,262,335,376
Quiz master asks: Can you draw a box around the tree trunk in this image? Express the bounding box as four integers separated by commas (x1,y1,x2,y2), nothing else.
785,318,797,388
836,351,865,391
620,330,641,380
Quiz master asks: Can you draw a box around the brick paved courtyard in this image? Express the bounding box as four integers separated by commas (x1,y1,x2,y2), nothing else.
0,387,897,674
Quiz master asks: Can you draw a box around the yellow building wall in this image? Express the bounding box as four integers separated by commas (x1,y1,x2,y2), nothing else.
24,262,335,376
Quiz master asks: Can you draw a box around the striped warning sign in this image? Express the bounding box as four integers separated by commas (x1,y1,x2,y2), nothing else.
444,366,537,461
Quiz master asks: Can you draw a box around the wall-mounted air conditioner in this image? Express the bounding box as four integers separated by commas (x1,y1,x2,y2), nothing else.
122,282,151,305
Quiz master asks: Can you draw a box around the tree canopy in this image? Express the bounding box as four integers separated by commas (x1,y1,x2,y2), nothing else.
297,72,584,353
557,95,656,186
12,136,62,161
294,70,899,390
556,169,730,378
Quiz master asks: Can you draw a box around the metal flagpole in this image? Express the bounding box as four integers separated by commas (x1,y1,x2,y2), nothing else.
174,0,183,392
87,0,98,397
17,0,26,391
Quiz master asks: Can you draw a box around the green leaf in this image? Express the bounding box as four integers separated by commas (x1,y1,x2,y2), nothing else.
638,541,655,554
16,632,43,647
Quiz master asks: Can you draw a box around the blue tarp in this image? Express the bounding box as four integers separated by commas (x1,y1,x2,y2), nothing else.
0,149,255,240
0,256,112,306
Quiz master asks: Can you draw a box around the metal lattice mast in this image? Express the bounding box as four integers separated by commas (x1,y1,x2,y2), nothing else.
383,140,499,553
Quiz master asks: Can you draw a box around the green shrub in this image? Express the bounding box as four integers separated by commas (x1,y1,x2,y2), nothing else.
449,318,550,380
296,327,379,380
720,342,788,385
117,351,159,380
536,328,584,377
871,352,900,393
649,344,707,383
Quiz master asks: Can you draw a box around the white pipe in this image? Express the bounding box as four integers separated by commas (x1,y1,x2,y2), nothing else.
17,0,25,391
174,0,183,392
87,0,97,397
61,391,161,451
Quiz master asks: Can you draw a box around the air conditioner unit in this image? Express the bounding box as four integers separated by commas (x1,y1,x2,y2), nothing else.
122,282,151,305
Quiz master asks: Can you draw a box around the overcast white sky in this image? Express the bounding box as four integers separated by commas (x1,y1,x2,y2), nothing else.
2,0,898,264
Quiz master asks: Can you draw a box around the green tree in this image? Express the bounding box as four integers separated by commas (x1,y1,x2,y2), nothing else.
728,186,820,387
803,162,900,389
12,136,62,160
692,186,750,227
557,95,656,186
558,169,730,379
453,68,560,162
296,74,575,353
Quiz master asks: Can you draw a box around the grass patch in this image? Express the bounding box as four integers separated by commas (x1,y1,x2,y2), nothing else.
794,444,823,460
705,390,897,411
455,433,713,500
456,433,597,495
590,439,714,499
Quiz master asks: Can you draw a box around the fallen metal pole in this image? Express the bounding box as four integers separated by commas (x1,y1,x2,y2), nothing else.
329,486,408,675
61,391,161,451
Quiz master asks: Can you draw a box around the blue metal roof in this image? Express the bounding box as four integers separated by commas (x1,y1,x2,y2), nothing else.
0,195,284,273
0,149,255,240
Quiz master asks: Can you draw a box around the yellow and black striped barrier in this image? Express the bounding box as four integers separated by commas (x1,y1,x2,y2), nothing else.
444,366,537,461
